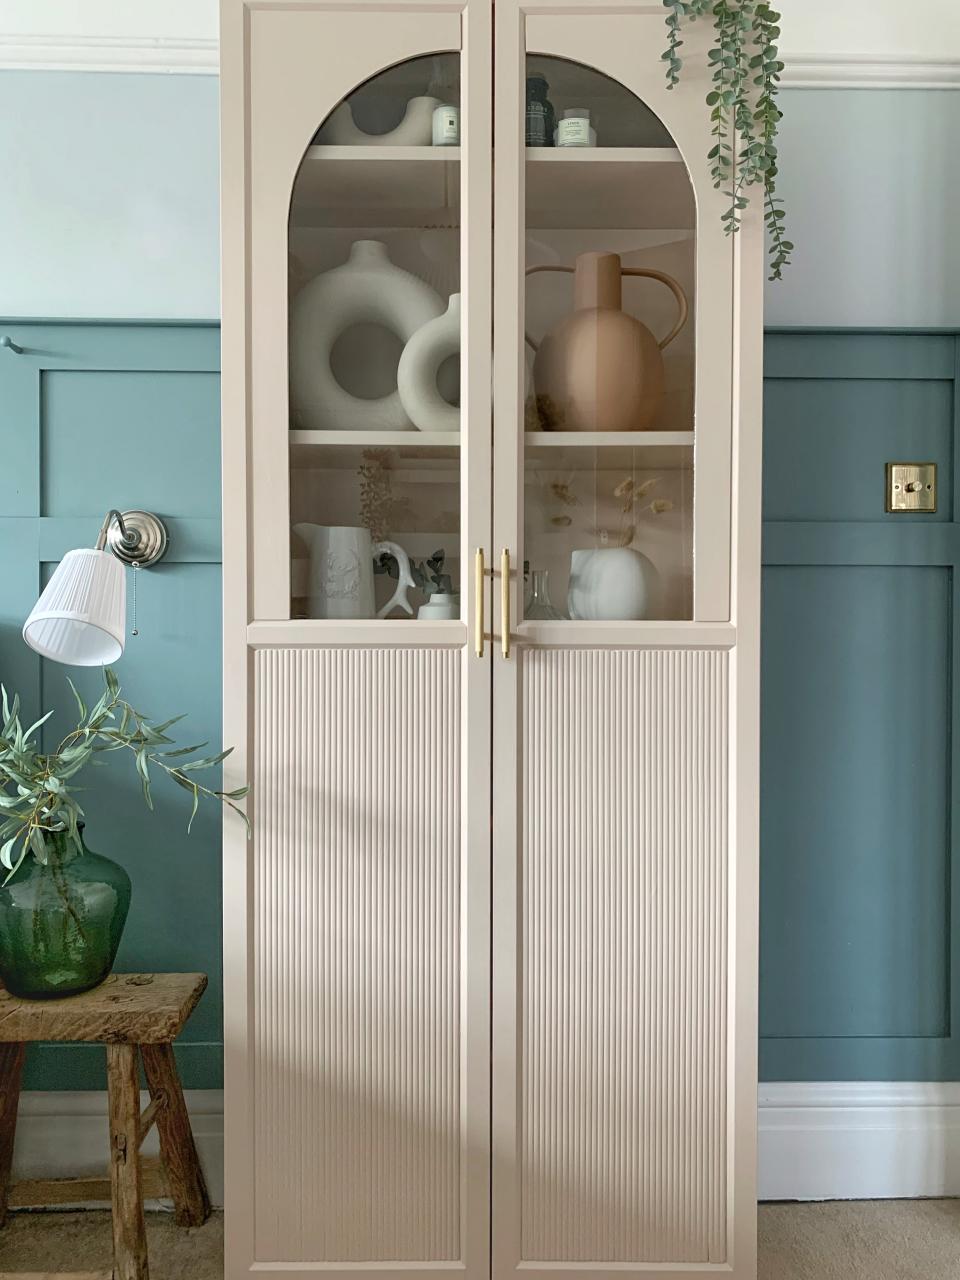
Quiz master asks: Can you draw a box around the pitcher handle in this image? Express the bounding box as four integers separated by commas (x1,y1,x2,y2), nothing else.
620,268,689,349
523,264,574,352
523,264,688,351
373,541,415,618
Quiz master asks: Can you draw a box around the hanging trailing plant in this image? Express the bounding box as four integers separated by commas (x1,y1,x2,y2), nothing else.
662,1,792,280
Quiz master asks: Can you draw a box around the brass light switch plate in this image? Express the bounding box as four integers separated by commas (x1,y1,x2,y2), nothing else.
886,462,937,513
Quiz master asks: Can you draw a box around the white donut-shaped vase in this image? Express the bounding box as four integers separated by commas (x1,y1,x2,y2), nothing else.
289,240,444,432
314,96,442,146
397,293,461,433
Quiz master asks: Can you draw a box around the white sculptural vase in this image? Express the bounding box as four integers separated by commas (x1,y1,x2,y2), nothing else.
314,96,441,146
567,547,659,621
289,240,444,432
397,293,461,433
293,524,415,619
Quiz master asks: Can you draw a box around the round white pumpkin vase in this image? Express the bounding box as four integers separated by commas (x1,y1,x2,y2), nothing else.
567,547,659,621
314,96,442,146
289,240,444,432
397,293,461,433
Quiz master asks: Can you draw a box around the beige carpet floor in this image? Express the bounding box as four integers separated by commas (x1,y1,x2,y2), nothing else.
1,1201,958,1278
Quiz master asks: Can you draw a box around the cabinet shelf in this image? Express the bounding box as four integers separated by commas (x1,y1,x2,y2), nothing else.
290,429,460,469
290,145,460,228
288,144,692,230
526,430,693,470
526,148,693,230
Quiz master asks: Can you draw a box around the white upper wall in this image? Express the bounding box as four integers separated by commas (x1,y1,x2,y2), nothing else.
0,1,217,41
780,0,960,62
1,1,959,323
0,71,220,319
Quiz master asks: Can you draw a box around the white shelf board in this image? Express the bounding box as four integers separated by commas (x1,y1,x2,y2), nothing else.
288,143,693,231
525,431,694,471
526,148,694,230
290,429,460,470
290,145,460,228
528,147,683,164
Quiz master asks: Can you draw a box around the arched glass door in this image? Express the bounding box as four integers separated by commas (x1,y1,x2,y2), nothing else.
287,54,464,623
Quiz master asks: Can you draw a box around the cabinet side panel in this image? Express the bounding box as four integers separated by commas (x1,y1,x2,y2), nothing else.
253,647,462,1263
520,647,728,1264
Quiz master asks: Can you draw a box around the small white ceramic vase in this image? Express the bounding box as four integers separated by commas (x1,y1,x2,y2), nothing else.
567,547,659,621
293,524,415,619
315,96,442,146
289,240,444,432
397,293,461,433
417,592,460,620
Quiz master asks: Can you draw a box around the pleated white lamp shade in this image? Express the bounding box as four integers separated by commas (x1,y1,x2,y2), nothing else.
22,548,126,666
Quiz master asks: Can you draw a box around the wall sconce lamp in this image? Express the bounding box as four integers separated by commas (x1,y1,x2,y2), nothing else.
22,510,168,667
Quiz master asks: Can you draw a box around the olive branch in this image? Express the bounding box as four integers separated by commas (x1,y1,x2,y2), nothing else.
0,668,249,883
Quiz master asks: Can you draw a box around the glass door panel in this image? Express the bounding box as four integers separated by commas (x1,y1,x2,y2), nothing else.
287,53,463,622
523,55,696,622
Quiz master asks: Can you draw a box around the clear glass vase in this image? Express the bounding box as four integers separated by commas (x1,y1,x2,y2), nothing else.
525,568,565,620
0,828,131,999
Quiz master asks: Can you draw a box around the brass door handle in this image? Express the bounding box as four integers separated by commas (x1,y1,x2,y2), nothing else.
475,547,485,658
501,548,511,659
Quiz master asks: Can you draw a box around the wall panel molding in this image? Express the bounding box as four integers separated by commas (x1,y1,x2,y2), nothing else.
760,330,960,1083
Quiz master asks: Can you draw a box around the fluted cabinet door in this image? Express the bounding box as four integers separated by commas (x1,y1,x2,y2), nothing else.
490,0,761,1274
492,646,746,1278
253,647,470,1267
511,649,729,1267
220,3,493,1278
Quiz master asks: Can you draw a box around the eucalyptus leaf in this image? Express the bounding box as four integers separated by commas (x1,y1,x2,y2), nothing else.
663,0,791,279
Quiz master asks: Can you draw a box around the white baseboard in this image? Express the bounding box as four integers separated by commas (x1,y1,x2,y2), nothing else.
11,1089,224,1209
12,1083,960,1212
759,1082,960,1201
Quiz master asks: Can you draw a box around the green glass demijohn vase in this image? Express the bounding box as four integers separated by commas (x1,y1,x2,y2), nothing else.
0,825,131,999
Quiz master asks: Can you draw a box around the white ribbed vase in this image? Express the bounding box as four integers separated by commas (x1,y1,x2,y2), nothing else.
23,548,126,665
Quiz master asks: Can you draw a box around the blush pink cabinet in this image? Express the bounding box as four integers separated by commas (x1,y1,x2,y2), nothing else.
219,3,762,1278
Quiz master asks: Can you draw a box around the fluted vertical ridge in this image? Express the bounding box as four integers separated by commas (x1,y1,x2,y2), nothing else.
519,648,728,1265
253,647,462,1263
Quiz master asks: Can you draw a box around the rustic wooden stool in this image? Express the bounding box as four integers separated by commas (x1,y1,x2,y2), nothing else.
0,972,211,1280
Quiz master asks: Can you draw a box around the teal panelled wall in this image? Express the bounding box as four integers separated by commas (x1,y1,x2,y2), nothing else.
0,321,223,1090
2,322,957,1087
760,331,960,1080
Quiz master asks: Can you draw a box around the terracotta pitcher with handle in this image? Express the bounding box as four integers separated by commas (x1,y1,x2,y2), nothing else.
527,251,688,432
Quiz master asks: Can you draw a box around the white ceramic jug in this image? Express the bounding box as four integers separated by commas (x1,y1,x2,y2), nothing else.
567,546,659,621
293,525,415,619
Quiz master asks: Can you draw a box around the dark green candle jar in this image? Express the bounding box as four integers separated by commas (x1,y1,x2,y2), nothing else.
0,827,131,999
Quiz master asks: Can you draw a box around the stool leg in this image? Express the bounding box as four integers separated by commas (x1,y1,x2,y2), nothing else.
107,1043,148,1280
0,1042,25,1226
140,1042,210,1227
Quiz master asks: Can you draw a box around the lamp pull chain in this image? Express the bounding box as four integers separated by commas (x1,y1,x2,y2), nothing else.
131,562,140,637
